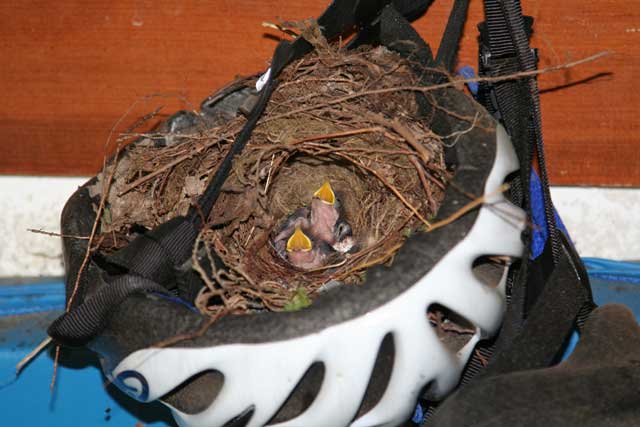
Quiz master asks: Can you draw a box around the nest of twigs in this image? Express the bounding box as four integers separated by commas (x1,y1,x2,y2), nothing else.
96,23,452,317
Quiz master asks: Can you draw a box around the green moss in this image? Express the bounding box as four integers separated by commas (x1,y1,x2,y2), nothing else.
284,287,312,311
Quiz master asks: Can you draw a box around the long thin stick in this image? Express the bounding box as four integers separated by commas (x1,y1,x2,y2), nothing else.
117,141,214,196
334,152,432,227
263,51,611,123
410,156,432,203
50,344,60,391
27,229,90,240
427,183,511,232
15,337,52,375
367,113,431,163
289,126,385,145
119,127,385,196
50,95,159,389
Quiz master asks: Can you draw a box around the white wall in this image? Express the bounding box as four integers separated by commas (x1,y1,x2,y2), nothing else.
551,187,640,260
0,176,638,277
0,177,86,277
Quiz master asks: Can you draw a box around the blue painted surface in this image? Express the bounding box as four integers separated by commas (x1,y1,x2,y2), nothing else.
0,282,65,317
583,257,640,284
0,342,175,427
1,260,639,426
0,284,175,427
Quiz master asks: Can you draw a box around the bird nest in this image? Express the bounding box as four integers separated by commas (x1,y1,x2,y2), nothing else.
96,26,451,317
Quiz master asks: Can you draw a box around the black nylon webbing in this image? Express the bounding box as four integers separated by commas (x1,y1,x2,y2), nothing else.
418,2,597,423
480,2,537,327
48,275,166,346
482,0,560,270
464,0,595,384
189,79,277,229
108,217,198,286
472,1,543,382
435,0,470,72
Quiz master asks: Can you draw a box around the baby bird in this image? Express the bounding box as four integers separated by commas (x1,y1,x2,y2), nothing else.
272,206,311,255
309,181,354,253
285,225,331,270
271,180,355,268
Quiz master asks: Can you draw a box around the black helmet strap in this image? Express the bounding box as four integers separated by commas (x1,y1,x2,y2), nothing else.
474,0,595,367
422,1,597,422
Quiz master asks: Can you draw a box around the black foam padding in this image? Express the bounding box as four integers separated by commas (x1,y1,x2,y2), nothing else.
392,0,434,21
89,86,496,372
429,304,640,427
378,4,433,65
59,179,100,310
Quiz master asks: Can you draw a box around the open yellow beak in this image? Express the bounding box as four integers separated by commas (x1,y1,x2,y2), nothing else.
286,226,313,252
313,180,336,205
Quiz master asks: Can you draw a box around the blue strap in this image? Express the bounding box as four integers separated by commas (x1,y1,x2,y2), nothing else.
412,402,425,424
530,169,569,259
457,65,479,95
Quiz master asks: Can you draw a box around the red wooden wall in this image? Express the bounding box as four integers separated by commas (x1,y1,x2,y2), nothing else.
1,1,637,185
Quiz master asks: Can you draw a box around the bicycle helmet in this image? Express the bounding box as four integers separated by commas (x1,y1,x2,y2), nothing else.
47,2,538,426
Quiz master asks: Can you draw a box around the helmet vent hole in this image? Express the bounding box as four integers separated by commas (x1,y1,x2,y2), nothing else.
267,362,325,424
419,380,438,401
472,255,510,288
222,406,255,427
427,304,476,354
160,369,224,415
354,332,395,419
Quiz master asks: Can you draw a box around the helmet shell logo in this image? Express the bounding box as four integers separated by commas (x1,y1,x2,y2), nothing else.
115,370,150,401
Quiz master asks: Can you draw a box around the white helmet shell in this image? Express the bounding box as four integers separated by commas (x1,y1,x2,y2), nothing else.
109,124,525,427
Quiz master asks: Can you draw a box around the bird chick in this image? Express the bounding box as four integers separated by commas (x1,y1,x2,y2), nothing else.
286,226,330,270
309,181,355,253
332,220,355,253
272,206,311,258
